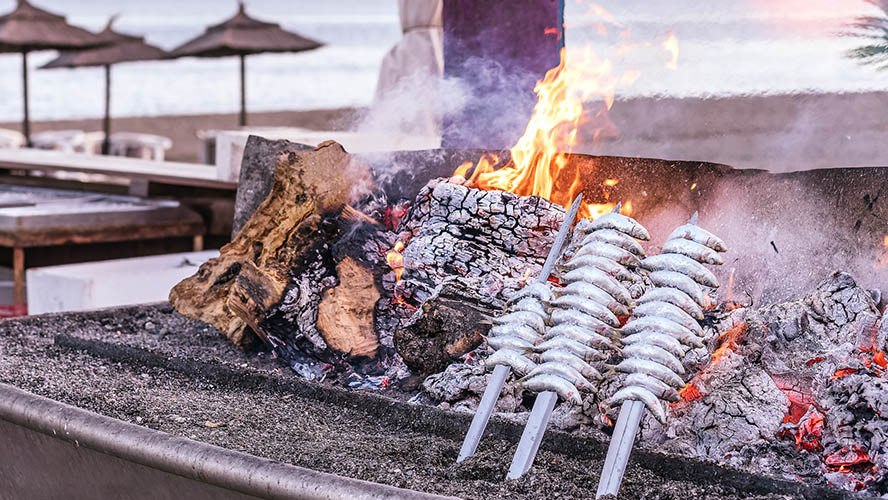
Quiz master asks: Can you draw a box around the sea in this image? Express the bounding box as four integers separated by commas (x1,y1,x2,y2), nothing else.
0,0,883,122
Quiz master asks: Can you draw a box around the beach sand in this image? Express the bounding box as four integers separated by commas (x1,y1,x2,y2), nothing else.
0,107,359,163
2,90,887,171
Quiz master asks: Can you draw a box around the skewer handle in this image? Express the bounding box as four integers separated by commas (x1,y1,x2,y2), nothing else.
506,390,558,479
457,364,510,462
596,399,645,498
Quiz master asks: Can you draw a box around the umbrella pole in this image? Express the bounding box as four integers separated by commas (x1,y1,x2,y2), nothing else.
102,64,111,155
22,51,30,147
239,53,246,127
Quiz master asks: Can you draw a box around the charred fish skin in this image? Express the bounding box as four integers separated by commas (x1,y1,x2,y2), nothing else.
573,241,640,267
558,281,631,316
632,300,704,337
648,270,706,308
580,229,646,257
606,385,667,423
485,348,538,376
636,288,704,320
588,212,651,241
667,223,728,252
520,374,583,405
661,238,724,265
640,253,719,288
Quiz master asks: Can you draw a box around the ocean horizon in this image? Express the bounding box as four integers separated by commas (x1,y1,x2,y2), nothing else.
0,0,883,123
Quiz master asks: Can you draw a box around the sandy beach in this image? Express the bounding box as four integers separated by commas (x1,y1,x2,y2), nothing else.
0,107,359,163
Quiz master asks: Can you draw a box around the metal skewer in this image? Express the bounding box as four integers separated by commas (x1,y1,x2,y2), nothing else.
596,399,645,497
456,193,583,463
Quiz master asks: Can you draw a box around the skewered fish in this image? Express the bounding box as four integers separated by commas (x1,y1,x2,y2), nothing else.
640,254,719,288
581,229,646,257
485,348,538,376
508,297,550,317
606,213,727,425
608,385,667,423
573,241,640,267
558,281,632,315
636,288,704,320
506,281,553,305
586,211,651,241
661,238,724,265
559,255,641,283
493,310,547,334
488,323,544,344
621,316,704,348
648,270,707,308
550,309,621,338
520,374,583,405
550,293,620,326
632,301,704,337
559,267,634,306
544,323,620,350
539,349,604,379
521,362,596,393
530,337,609,361
487,335,535,351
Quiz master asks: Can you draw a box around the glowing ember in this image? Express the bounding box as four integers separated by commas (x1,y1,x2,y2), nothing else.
689,182,697,190
710,322,747,365
832,368,858,380
603,178,619,187
677,382,703,402
386,241,405,281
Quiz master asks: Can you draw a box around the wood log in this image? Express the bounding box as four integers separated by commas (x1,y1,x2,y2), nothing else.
169,141,375,358
393,282,494,376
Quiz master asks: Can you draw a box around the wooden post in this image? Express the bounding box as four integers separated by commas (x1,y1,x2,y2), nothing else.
192,234,204,252
22,51,31,147
239,54,247,127
102,64,111,155
12,247,24,306
441,0,564,148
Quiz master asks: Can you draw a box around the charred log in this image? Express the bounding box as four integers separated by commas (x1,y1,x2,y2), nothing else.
393,281,494,376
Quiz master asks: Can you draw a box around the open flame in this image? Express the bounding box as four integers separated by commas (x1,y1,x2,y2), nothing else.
452,43,640,219
386,241,405,281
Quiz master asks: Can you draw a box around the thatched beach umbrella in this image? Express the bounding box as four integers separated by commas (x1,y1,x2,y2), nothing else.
171,2,322,126
41,17,169,154
0,0,104,145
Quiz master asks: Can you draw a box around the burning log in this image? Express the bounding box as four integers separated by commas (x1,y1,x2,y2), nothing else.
393,281,494,376
170,142,380,370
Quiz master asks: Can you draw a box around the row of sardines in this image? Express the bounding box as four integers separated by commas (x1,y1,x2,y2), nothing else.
485,206,727,423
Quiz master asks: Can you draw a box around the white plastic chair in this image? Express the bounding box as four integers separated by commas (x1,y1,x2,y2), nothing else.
30,130,85,153
0,129,25,149
109,132,173,161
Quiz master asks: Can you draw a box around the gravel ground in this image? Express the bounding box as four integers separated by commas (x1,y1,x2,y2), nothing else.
0,303,863,499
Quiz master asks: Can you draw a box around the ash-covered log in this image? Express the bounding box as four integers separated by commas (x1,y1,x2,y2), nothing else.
170,142,383,377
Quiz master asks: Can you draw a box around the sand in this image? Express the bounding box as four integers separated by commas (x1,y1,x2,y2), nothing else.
3,90,887,171
0,303,856,499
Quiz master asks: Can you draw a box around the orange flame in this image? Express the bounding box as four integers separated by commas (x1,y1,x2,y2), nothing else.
710,322,747,365
386,241,405,281
662,31,679,70
453,46,640,219
678,382,702,402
